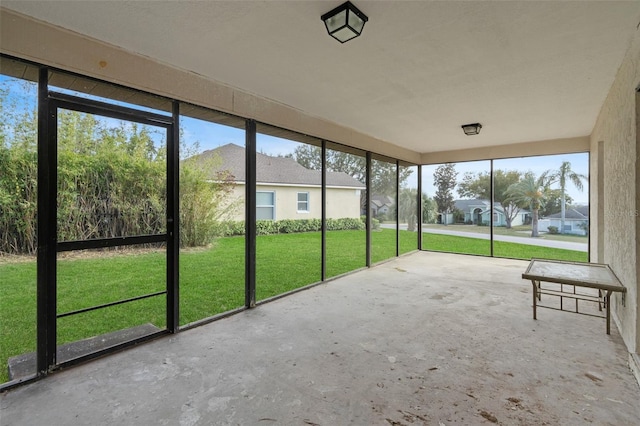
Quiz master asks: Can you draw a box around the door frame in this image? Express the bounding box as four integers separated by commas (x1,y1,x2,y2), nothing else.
37,80,178,375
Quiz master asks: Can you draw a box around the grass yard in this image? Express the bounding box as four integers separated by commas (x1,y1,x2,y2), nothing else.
422,232,588,262
422,223,589,244
0,228,583,383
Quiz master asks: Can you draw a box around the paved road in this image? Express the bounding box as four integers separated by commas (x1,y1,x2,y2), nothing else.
382,224,588,252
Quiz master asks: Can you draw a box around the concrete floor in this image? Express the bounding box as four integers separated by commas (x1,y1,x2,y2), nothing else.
1,252,639,425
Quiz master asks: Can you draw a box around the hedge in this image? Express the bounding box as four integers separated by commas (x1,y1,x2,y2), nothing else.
217,217,366,237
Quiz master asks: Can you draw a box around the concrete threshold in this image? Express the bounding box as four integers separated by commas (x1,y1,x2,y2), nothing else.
7,323,162,381
1,252,638,425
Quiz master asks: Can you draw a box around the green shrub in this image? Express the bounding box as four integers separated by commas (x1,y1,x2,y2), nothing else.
360,215,380,230
278,219,322,233
453,208,465,223
577,222,589,236
217,221,246,237
256,220,279,235
547,226,559,234
0,106,238,253
218,218,365,237
327,218,364,231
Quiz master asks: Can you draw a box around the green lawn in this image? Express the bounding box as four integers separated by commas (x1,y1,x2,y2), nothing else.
422,223,589,244
422,232,587,262
1,228,583,383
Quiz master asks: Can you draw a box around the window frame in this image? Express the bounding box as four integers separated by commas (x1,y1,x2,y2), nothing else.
297,191,310,213
256,190,276,220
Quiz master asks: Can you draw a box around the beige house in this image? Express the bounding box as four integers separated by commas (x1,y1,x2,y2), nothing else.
199,144,364,221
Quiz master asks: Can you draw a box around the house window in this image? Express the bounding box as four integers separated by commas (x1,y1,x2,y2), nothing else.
563,224,572,232
297,192,309,212
493,213,498,223
257,191,275,220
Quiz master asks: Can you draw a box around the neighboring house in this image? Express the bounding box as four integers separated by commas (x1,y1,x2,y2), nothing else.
370,195,394,217
539,205,589,235
452,199,530,227
196,144,365,221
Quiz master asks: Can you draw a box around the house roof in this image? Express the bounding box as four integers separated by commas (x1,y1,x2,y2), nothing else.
454,199,530,215
194,144,365,188
371,195,394,208
454,199,488,212
546,206,589,220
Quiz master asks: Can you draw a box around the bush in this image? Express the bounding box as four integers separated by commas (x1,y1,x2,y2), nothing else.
376,212,391,222
256,220,279,235
278,218,321,233
180,159,236,247
327,218,364,231
358,215,380,230
577,222,589,236
453,208,465,224
218,218,365,237
217,221,245,237
547,226,559,234
0,107,241,253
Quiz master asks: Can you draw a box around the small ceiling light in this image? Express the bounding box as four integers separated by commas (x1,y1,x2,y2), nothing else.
321,1,369,44
461,123,482,136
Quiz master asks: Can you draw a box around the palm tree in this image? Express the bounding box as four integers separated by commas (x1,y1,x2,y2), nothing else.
398,188,418,231
506,172,550,237
546,161,587,234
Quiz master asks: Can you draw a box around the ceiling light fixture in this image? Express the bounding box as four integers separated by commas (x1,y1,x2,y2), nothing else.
461,123,482,136
321,1,369,44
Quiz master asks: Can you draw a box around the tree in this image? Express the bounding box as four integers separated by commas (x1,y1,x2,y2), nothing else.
292,144,414,212
0,81,38,254
398,188,418,231
180,154,237,247
546,161,586,234
505,172,550,237
0,81,231,254
433,164,457,225
293,144,413,193
539,189,574,218
422,193,438,224
458,169,522,229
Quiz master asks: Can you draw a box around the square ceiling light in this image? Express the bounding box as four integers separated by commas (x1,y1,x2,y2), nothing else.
321,1,369,43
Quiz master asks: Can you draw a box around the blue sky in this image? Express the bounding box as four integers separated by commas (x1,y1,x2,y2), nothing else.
422,152,589,204
181,116,301,157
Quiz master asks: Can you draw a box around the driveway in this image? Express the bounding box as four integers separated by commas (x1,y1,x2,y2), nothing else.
382,224,588,252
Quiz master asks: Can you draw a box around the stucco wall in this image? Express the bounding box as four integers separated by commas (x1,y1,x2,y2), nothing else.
590,28,640,357
226,185,361,221
326,188,362,220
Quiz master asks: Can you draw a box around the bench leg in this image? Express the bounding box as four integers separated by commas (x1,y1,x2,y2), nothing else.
606,290,612,335
598,289,603,312
531,280,537,320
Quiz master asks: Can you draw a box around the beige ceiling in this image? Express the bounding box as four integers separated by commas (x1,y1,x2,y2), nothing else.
3,1,640,154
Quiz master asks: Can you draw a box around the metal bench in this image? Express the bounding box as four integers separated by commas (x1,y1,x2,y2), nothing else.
522,258,626,334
